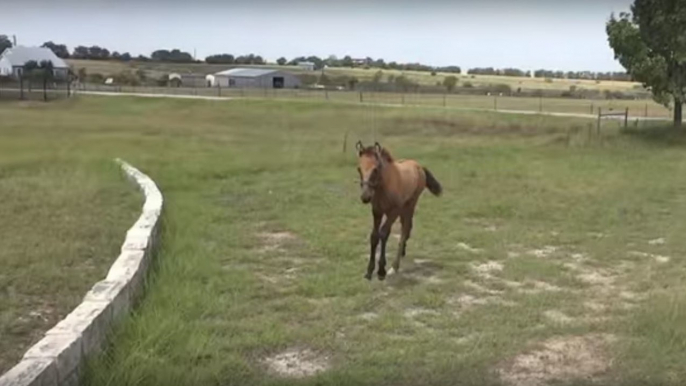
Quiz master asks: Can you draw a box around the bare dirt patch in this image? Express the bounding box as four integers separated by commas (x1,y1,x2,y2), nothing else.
516,280,563,294
263,348,330,378
648,237,665,245
543,310,574,324
457,242,483,253
464,280,504,295
628,250,670,264
527,246,559,258
257,231,297,253
471,260,504,275
499,334,616,386
404,307,440,318
359,312,379,321
577,270,615,286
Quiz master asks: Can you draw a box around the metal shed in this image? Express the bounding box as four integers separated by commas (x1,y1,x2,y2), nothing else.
212,68,301,89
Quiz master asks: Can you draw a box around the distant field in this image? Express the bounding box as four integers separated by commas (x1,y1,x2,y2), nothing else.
75,84,673,118
67,59,646,93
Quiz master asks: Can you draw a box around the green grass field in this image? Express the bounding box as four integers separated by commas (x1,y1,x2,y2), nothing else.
67,59,645,93
0,104,140,373
4,97,686,385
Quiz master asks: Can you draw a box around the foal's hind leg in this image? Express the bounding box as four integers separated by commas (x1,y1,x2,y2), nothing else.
393,211,414,272
377,212,398,280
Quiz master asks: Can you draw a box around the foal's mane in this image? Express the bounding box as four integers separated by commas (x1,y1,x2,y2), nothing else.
360,146,394,163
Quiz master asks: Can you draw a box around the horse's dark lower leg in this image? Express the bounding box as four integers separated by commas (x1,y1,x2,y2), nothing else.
366,229,379,280
365,211,383,280
402,217,413,257
393,215,412,271
378,231,389,279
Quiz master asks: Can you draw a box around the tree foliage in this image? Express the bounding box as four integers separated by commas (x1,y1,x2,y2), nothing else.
72,45,110,60
151,49,194,63
443,75,458,92
0,35,11,56
607,0,686,126
42,41,70,58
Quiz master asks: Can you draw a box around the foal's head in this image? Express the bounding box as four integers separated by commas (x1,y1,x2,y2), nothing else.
356,141,390,204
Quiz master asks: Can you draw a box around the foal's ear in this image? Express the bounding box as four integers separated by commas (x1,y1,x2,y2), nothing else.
374,142,382,152
356,141,364,153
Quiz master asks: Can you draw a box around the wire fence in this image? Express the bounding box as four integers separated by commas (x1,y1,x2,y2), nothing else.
19,82,671,120
0,80,72,102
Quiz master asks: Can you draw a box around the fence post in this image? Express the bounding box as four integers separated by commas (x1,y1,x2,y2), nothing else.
624,107,629,128
597,108,602,135
539,96,542,112
359,91,363,103
443,93,446,107
644,103,648,117
218,85,221,97
494,96,497,111
325,89,329,100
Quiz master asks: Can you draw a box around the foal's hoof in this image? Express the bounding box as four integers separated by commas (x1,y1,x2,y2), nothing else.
364,273,373,281
378,272,387,281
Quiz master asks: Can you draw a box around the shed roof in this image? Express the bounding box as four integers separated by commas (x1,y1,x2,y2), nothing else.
0,46,68,68
214,68,279,77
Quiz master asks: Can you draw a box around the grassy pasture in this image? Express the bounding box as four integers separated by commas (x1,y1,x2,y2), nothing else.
0,105,140,372
3,97,686,385
67,59,644,93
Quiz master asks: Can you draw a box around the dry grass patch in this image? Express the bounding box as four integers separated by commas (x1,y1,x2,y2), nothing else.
499,334,616,386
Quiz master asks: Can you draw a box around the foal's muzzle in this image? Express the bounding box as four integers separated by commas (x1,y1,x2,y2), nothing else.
360,182,374,204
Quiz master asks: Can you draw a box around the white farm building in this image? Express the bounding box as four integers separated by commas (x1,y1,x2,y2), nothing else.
0,46,69,79
211,68,301,89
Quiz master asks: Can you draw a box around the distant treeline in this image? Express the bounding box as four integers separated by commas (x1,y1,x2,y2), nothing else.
4,39,630,82
466,67,631,81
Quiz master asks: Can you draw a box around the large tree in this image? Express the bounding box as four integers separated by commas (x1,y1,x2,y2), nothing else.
0,35,11,56
607,0,686,127
41,41,70,58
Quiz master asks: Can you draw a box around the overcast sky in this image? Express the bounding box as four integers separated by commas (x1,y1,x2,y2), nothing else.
4,0,633,71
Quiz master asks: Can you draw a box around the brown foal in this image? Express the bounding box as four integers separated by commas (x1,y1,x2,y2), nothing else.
356,141,442,280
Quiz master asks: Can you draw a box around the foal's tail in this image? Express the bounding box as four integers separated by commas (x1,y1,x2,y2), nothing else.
423,167,443,197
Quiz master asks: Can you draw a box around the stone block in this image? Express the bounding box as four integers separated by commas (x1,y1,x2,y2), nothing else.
47,301,112,356
106,250,147,302
120,233,150,252
23,334,81,383
0,359,57,386
83,280,130,322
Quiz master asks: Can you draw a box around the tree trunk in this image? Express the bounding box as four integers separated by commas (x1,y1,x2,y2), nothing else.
43,77,47,102
674,98,683,128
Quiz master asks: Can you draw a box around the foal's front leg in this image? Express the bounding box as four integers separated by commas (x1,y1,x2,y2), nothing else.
378,212,399,280
365,210,383,280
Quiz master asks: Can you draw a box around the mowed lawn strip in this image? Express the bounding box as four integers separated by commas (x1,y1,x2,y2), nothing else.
3,97,686,385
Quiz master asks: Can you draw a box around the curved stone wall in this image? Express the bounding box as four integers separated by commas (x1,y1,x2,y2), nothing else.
0,159,163,386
